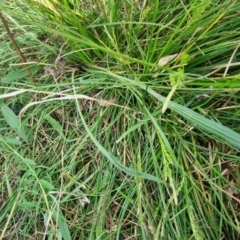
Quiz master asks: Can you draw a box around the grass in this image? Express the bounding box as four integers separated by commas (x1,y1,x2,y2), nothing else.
0,0,240,239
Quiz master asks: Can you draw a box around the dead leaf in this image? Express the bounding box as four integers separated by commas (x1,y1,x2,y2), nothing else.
162,84,178,114
98,98,116,107
80,196,90,208
0,90,26,99
158,53,178,66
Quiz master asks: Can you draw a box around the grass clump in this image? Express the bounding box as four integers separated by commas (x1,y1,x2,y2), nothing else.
0,0,240,239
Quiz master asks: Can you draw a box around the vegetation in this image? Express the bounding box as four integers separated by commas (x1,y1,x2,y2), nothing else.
0,0,240,239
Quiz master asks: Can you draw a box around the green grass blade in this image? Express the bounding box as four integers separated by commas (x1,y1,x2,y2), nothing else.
77,104,163,184
0,103,28,143
148,87,240,148
51,208,72,240
45,114,66,140
105,71,240,148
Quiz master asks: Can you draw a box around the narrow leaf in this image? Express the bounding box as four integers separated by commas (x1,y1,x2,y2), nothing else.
40,179,54,190
45,114,65,139
162,84,178,114
23,158,36,165
6,138,22,145
52,209,72,240
78,108,163,184
147,85,240,148
1,103,28,143
0,90,26,99
106,72,240,148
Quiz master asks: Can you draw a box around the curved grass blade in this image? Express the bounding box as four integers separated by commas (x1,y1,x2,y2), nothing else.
77,105,163,184
148,87,240,148
105,70,240,148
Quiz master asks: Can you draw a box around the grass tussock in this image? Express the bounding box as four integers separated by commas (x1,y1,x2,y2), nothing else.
0,0,240,239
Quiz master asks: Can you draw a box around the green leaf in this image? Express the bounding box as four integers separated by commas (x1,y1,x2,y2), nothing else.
6,138,22,145
23,158,36,165
107,71,240,148
78,107,164,184
45,114,65,140
2,65,40,83
1,104,28,143
148,85,240,148
52,209,72,240
40,179,54,190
